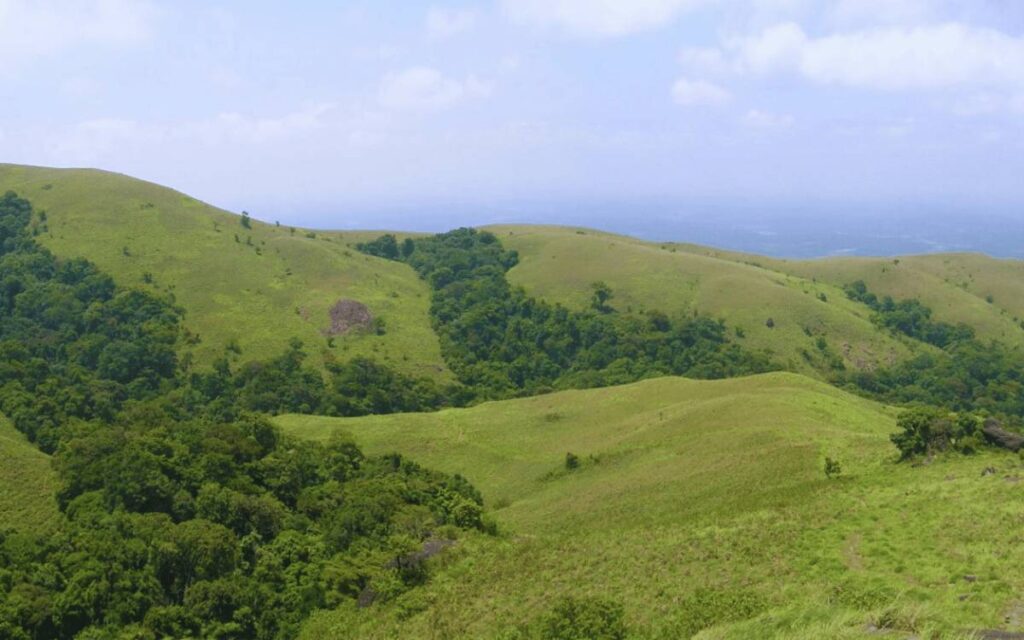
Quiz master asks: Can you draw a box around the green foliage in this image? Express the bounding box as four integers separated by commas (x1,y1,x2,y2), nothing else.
241,211,252,229
842,283,1024,421
824,456,842,478
0,191,180,453
844,280,975,348
0,193,488,640
357,234,400,260
358,228,775,397
0,419,485,639
564,452,580,471
590,281,614,313
660,588,765,638
179,346,457,421
538,596,627,640
889,406,982,460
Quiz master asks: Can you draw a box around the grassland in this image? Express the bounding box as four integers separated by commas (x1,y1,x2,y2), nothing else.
491,225,1024,378
5,164,1021,382
755,253,1024,348
0,164,449,379
0,416,59,534
489,225,915,376
279,373,1024,639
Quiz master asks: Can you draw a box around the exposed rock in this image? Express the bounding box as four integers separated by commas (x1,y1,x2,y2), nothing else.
973,631,1024,640
982,418,1024,452
323,299,373,336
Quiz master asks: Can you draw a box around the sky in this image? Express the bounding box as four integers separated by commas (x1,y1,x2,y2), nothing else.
2,0,1024,233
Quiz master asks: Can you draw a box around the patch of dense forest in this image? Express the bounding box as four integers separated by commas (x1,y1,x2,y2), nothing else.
358,229,777,397
0,192,488,640
840,281,1024,423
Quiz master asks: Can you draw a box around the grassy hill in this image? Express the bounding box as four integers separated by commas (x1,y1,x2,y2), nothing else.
0,164,449,379
278,373,1024,638
0,416,59,534
489,225,915,376
491,225,1024,378
755,253,1024,348
4,164,1021,383
671,243,1024,349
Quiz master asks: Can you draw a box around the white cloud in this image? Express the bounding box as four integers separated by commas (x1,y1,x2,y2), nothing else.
677,46,730,75
501,0,709,38
378,67,491,111
426,7,477,39
671,78,731,106
742,109,794,128
729,22,1024,90
0,0,155,71
827,0,935,27
49,104,338,163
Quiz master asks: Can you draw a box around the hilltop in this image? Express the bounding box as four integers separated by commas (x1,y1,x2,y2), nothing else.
3,165,1022,385
491,225,1024,377
278,373,1024,638
0,164,449,380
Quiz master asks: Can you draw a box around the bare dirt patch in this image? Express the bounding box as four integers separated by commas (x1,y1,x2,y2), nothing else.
323,299,373,336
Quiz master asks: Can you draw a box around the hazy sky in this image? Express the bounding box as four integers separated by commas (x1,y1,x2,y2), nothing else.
2,0,1024,228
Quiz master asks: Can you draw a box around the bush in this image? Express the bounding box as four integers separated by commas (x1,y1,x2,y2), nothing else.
661,588,765,638
824,457,842,478
565,452,580,471
890,407,983,460
539,596,627,640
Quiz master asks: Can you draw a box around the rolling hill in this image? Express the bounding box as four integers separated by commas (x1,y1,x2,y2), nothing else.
4,164,1022,384
3,165,1024,637
490,225,1024,378
0,164,450,380
278,373,1024,639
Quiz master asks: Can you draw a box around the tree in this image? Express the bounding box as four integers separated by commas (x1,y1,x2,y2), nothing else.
240,211,251,229
590,281,614,313
890,406,949,460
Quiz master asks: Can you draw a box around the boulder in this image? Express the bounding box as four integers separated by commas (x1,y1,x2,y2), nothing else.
982,418,1024,452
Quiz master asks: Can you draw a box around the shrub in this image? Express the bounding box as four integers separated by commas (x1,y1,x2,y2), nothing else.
565,452,580,470
824,457,842,478
662,588,765,638
539,596,627,640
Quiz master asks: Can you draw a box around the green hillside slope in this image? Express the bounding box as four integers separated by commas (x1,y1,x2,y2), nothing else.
756,254,1024,348
279,374,1024,638
491,225,1024,379
0,416,59,533
0,164,448,379
489,225,915,376
671,244,1024,349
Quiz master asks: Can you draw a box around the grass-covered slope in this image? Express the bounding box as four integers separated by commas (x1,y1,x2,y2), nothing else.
0,164,448,378
279,374,1024,638
0,416,59,533
489,225,914,376
756,253,1024,349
